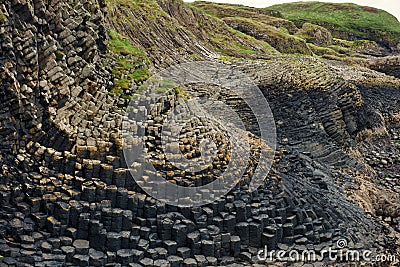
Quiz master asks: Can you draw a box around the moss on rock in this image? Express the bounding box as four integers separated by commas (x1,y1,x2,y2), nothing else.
223,17,312,55
296,23,332,47
0,12,6,24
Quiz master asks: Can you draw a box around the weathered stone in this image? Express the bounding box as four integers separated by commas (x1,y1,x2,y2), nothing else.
73,239,90,255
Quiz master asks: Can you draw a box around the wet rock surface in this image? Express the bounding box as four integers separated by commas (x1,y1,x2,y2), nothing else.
0,0,400,266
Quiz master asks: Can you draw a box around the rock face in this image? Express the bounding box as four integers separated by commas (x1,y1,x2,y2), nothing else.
191,1,299,34
365,56,400,79
223,17,312,55
1,0,400,266
295,23,332,46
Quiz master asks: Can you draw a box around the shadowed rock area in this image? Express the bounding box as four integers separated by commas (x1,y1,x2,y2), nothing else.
0,0,400,266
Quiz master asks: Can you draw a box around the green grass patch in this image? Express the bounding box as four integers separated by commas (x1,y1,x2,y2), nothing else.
128,68,151,84
350,39,376,48
109,29,147,57
114,78,130,89
117,58,134,68
108,30,151,99
332,38,353,48
238,49,258,54
307,42,342,57
174,86,189,101
218,55,235,62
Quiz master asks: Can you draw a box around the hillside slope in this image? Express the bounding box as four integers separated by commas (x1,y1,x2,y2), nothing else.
266,1,400,49
192,1,398,59
105,0,278,67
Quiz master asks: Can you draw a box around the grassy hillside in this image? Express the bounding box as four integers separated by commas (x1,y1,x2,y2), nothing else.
191,1,297,33
222,17,312,55
105,0,278,66
265,2,400,48
192,1,362,58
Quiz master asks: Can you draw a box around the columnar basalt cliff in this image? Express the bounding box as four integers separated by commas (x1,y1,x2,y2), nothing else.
1,0,400,266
